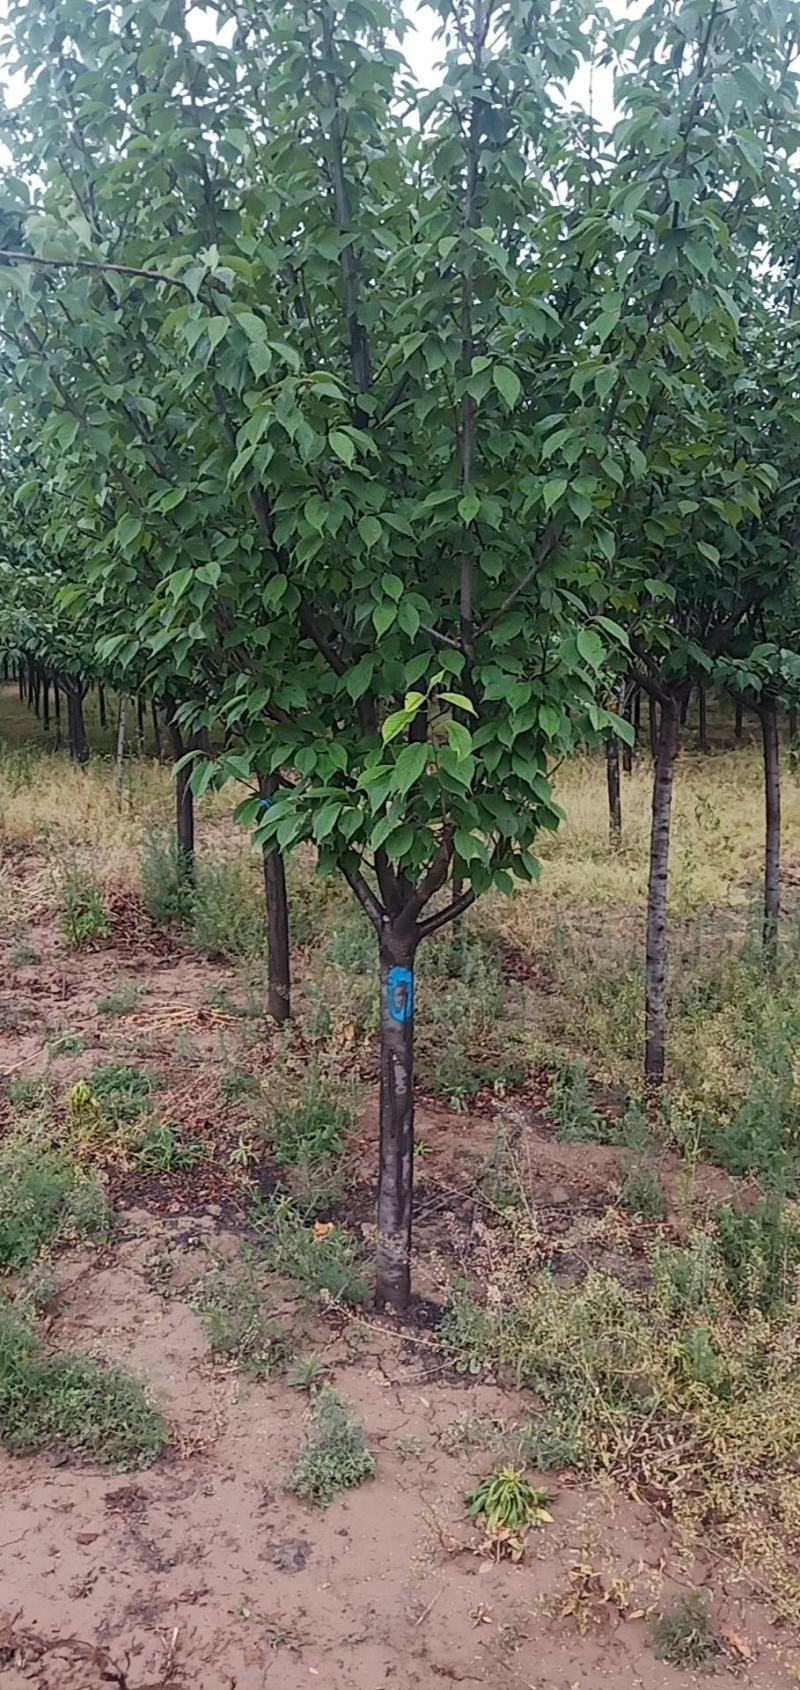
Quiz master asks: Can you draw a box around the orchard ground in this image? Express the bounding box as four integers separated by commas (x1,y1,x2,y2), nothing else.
2,684,800,1689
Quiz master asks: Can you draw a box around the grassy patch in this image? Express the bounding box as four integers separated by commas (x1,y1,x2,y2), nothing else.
196,1255,292,1379
87,1061,154,1125
45,1029,90,1057
652,1591,720,1668
139,831,194,927
192,855,263,960
265,1064,358,1170
0,1136,110,1273
252,1193,368,1307
289,1385,375,1507
60,868,109,949
98,976,142,1016
132,1119,208,1172
0,1302,165,1466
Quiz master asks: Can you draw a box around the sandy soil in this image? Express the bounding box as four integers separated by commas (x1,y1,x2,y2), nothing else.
1,904,798,1689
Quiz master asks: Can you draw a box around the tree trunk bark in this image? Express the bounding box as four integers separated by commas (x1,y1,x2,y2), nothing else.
136,695,146,756
115,696,127,808
17,667,24,703
606,733,622,845
150,700,162,762
648,694,659,762
760,697,781,961
622,684,634,775
53,682,61,749
376,927,417,1312
258,774,291,1025
644,697,680,1086
98,684,107,731
680,686,690,727
788,706,797,768
32,667,41,718
735,697,743,742
698,684,708,753
67,689,89,765
168,715,195,880
42,676,49,732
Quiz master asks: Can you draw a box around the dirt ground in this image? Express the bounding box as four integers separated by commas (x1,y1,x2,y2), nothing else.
1,902,799,1689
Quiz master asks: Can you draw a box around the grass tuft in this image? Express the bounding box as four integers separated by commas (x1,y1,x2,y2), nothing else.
289,1385,375,1508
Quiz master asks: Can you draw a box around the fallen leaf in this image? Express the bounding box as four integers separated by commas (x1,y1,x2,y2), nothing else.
720,1625,755,1662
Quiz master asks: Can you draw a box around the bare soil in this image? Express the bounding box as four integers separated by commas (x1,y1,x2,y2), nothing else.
1,904,798,1689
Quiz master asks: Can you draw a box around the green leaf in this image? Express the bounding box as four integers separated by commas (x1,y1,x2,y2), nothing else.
439,691,476,715
576,628,606,671
207,316,230,350
329,429,355,467
392,742,427,794
542,477,567,512
458,491,481,525
447,721,473,760
493,366,522,410
538,705,560,739
358,515,382,549
382,710,412,744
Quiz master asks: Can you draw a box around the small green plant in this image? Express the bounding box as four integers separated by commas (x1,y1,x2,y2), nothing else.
0,1302,165,1466
10,938,39,966
518,1419,585,1472
467,1466,552,1557
15,1263,58,1318
549,1061,612,1143
218,1063,261,1104
139,831,194,927
98,976,142,1016
60,869,109,949
0,1137,110,1273
289,1385,375,1507
440,1411,504,1456
713,1197,800,1317
620,1156,667,1220
133,1120,207,1173
252,1194,368,1307
652,1591,720,1668
266,1066,358,1169
45,1029,89,1057
88,1062,154,1125
478,1126,523,1219
192,857,263,960
197,1258,291,1379
287,1354,328,1392
7,1074,51,1112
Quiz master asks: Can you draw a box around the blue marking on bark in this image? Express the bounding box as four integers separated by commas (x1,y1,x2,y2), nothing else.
258,797,272,810
386,966,414,1023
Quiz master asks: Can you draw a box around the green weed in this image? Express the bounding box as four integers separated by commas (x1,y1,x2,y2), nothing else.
620,1156,667,1220
289,1385,375,1507
60,869,109,949
0,1137,110,1273
466,1466,552,1551
139,831,194,927
196,1257,291,1379
652,1591,720,1668
45,1029,89,1057
7,1074,52,1113
549,1061,614,1143
0,1303,165,1466
88,1062,154,1126
252,1193,368,1307
266,1065,358,1169
132,1120,207,1173
98,976,142,1016
288,1354,328,1392
192,856,263,960
713,1198,800,1317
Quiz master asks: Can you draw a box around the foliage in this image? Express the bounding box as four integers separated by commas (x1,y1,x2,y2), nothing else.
713,1199,800,1318
652,1592,720,1669
0,1302,165,1466
289,1385,375,1509
252,1194,368,1307
265,1064,358,1169
466,1465,552,1556
548,1061,613,1144
191,856,264,961
0,1136,110,1273
139,831,194,928
45,1028,89,1057
87,1062,154,1126
98,976,142,1016
196,1256,291,1380
59,869,109,950
132,1120,207,1173
287,1354,328,1393
620,1155,667,1220
7,1073,51,1112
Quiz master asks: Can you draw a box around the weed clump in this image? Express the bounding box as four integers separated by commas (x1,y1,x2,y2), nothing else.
192,856,263,960
652,1591,720,1668
196,1256,291,1379
467,1465,552,1557
0,1137,110,1273
139,832,194,927
60,869,109,949
289,1385,375,1507
252,1194,368,1307
0,1302,165,1466
98,976,142,1016
266,1065,358,1169
549,1061,613,1143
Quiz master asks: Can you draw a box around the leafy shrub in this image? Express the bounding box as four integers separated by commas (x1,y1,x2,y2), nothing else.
60,869,109,949
192,856,263,960
518,1419,585,1471
466,1466,552,1550
289,1385,375,1507
0,1137,110,1273
133,1120,207,1173
196,1257,291,1379
0,1303,165,1466
98,976,142,1016
252,1194,368,1306
699,1077,800,1192
266,1065,358,1169
139,831,194,927
620,1156,667,1219
652,1591,720,1668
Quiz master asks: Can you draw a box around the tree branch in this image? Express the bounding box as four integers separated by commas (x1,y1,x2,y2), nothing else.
0,249,195,293
418,888,476,939
338,855,385,932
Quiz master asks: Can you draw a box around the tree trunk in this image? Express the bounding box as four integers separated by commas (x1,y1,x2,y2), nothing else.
648,694,659,762
32,667,41,718
644,697,680,1085
115,696,127,808
42,676,49,732
788,706,797,768
26,659,35,709
53,682,61,749
622,684,634,775
17,667,24,703
98,684,107,731
168,715,195,880
735,697,743,742
1,654,6,682
680,686,690,727
67,689,89,765
150,700,162,762
376,927,417,1312
760,697,781,960
258,773,291,1025
606,733,622,844
698,684,708,753
136,695,146,755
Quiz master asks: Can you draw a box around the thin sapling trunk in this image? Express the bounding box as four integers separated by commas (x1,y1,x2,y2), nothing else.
760,696,781,960
644,696,681,1085
258,773,291,1025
